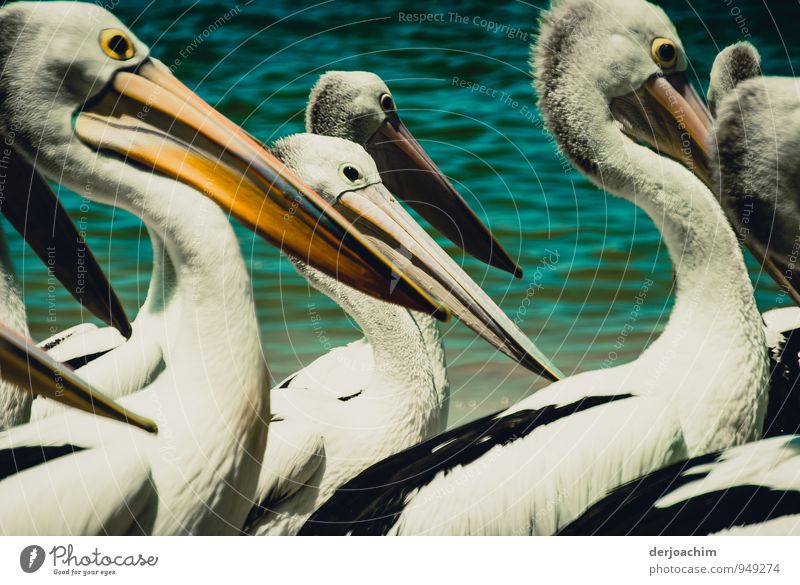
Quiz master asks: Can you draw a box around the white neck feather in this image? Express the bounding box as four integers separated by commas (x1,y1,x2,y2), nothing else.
130,175,267,422
301,264,448,439
124,170,269,534
600,122,768,454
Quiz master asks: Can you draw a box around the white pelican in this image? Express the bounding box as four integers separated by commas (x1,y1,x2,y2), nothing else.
555,43,800,537
708,42,800,438
30,61,459,417
284,70,530,412
0,147,131,428
557,435,800,535
306,70,521,277
554,40,800,539
272,70,528,407
243,133,561,535
299,0,770,535
0,1,443,535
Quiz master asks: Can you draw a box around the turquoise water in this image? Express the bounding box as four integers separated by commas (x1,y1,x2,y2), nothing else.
13,1,800,426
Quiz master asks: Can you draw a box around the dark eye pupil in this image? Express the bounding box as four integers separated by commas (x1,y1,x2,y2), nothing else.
381,95,394,110
343,166,360,182
658,43,675,62
109,35,129,56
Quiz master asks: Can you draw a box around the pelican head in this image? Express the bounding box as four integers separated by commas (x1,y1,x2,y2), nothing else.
0,1,444,318
534,0,713,190
707,42,761,116
273,133,562,381
709,42,800,304
306,71,522,278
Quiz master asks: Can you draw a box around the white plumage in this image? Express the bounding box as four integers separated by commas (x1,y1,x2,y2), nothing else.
299,0,770,536
558,436,800,535
245,134,551,534
0,2,417,535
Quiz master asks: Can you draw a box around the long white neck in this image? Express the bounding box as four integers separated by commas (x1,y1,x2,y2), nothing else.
129,170,269,534
300,263,448,440
0,226,30,429
127,173,267,426
54,160,268,532
411,311,449,432
590,120,768,454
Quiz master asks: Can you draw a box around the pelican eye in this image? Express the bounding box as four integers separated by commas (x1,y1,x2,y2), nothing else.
339,163,366,186
651,38,677,69
379,93,395,112
99,29,135,60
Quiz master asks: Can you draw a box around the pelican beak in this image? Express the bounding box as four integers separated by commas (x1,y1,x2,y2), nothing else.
0,323,156,432
610,72,714,187
612,73,800,305
1,146,131,337
364,113,523,278
74,59,446,320
334,180,562,381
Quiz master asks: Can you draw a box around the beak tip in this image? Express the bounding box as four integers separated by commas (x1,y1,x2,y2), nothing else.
543,370,560,382
490,249,524,279
115,318,134,340
434,304,452,323
520,354,562,382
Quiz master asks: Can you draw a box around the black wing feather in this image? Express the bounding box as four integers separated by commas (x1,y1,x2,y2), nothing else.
557,451,720,535
299,393,633,535
0,444,85,482
559,448,800,535
764,326,800,438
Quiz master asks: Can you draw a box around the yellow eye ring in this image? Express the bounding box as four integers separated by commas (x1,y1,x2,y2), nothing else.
651,38,677,69
99,29,135,61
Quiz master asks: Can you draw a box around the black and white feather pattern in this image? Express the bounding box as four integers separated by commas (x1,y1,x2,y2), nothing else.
558,436,800,535
299,394,633,535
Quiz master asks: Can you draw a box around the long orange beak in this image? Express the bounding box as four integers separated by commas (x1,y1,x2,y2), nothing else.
74,59,447,320
611,71,714,187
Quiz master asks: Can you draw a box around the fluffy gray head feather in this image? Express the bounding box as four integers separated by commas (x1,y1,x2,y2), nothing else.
708,42,762,116
305,71,391,143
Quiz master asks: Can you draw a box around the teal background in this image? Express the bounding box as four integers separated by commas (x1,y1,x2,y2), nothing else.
13,1,800,426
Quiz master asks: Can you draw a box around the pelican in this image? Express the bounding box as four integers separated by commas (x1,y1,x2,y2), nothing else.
306,70,521,277
299,0,770,535
30,69,455,416
243,133,560,535
555,42,800,537
0,144,131,428
0,1,444,535
270,70,527,406
708,42,800,438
